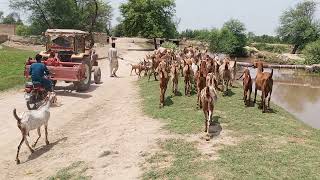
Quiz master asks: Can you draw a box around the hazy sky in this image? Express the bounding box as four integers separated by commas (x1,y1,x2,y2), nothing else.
0,0,319,35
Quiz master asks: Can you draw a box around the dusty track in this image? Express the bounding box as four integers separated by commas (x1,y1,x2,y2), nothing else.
0,41,163,179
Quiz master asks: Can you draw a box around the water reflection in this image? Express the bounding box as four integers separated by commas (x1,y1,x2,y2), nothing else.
238,68,320,128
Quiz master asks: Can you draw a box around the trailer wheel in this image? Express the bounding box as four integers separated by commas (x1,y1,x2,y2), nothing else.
74,58,92,92
94,67,101,84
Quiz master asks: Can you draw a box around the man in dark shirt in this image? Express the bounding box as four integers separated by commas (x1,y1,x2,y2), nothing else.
29,54,53,91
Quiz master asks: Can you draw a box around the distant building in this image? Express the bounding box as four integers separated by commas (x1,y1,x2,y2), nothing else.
0,24,16,35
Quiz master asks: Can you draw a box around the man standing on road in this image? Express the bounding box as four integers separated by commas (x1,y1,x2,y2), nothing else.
108,42,123,77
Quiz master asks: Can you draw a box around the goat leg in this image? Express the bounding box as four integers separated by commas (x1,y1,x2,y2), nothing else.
32,128,41,148
254,88,257,104
45,125,49,145
24,137,34,153
16,136,25,164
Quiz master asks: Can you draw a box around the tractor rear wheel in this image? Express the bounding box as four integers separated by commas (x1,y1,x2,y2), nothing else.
74,58,92,92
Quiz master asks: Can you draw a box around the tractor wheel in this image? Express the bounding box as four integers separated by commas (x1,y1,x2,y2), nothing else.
94,67,101,84
74,58,92,92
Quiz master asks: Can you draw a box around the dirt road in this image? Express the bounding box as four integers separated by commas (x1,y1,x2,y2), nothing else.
0,41,163,179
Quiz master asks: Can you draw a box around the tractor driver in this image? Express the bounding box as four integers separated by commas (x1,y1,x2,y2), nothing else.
29,54,53,92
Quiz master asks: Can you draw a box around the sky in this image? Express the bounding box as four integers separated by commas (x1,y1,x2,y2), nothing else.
0,0,319,35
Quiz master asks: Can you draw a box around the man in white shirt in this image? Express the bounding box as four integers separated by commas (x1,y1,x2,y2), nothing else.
108,43,122,77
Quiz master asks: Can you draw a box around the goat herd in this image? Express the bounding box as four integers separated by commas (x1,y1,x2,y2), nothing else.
132,46,274,137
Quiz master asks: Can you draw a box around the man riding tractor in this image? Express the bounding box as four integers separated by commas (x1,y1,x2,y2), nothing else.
29,54,54,92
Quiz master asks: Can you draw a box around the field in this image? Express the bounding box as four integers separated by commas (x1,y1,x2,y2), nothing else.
139,77,320,179
0,46,35,91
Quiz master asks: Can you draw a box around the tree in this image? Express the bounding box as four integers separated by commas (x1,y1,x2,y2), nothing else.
1,12,23,24
278,1,319,54
303,40,320,65
119,0,178,38
221,19,247,55
0,11,3,20
10,0,112,35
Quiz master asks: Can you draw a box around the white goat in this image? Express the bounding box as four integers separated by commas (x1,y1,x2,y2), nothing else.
13,92,57,164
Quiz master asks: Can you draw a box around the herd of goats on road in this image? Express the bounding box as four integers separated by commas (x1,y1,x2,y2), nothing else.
131,45,274,135
11,44,274,165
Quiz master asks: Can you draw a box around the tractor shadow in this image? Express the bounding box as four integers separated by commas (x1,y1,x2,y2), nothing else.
55,91,92,99
26,137,68,163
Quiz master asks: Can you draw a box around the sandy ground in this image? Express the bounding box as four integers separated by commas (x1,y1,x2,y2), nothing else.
0,40,164,179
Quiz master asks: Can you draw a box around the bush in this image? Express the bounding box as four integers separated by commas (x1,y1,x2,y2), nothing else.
251,43,291,54
16,25,32,37
303,40,320,65
161,42,178,52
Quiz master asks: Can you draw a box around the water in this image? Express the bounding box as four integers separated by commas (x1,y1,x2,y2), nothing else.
238,68,320,129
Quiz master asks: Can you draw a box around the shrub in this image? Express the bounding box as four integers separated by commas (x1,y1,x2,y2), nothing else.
16,25,32,37
251,43,291,54
303,40,320,65
161,42,178,52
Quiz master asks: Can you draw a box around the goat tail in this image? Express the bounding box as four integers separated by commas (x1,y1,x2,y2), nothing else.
13,109,21,124
270,69,274,78
225,62,229,70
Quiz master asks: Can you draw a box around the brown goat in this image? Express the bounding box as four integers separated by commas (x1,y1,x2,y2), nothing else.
201,74,218,134
183,64,192,96
171,63,179,95
253,61,274,113
197,60,208,108
219,59,232,95
158,61,169,108
238,68,252,106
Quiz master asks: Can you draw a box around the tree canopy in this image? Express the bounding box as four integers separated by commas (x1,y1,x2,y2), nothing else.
277,0,319,54
119,0,178,38
10,0,112,35
0,12,23,25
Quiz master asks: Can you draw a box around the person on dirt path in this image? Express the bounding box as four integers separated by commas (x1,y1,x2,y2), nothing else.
29,54,53,92
108,42,123,77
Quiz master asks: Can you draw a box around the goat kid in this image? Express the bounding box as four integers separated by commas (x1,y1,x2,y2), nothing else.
183,64,192,96
158,61,169,108
238,68,252,106
171,63,179,96
13,92,57,164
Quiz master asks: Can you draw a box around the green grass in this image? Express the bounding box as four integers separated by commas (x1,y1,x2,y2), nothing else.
0,46,35,91
139,77,320,179
48,161,91,180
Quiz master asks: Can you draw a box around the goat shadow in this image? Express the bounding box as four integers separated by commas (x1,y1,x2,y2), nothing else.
164,95,174,107
253,101,278,114
26,137,68,163
209,116,223,137
172,91,183,97
223,89,235,97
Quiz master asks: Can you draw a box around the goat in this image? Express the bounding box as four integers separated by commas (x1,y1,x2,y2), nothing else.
219,59,232,95
183,64,192,96
13,92,57,164
238,68,252,106
158,61,169,108
253,61,274,113
197,60,208,108
171,63,179,96
201,73,218,134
